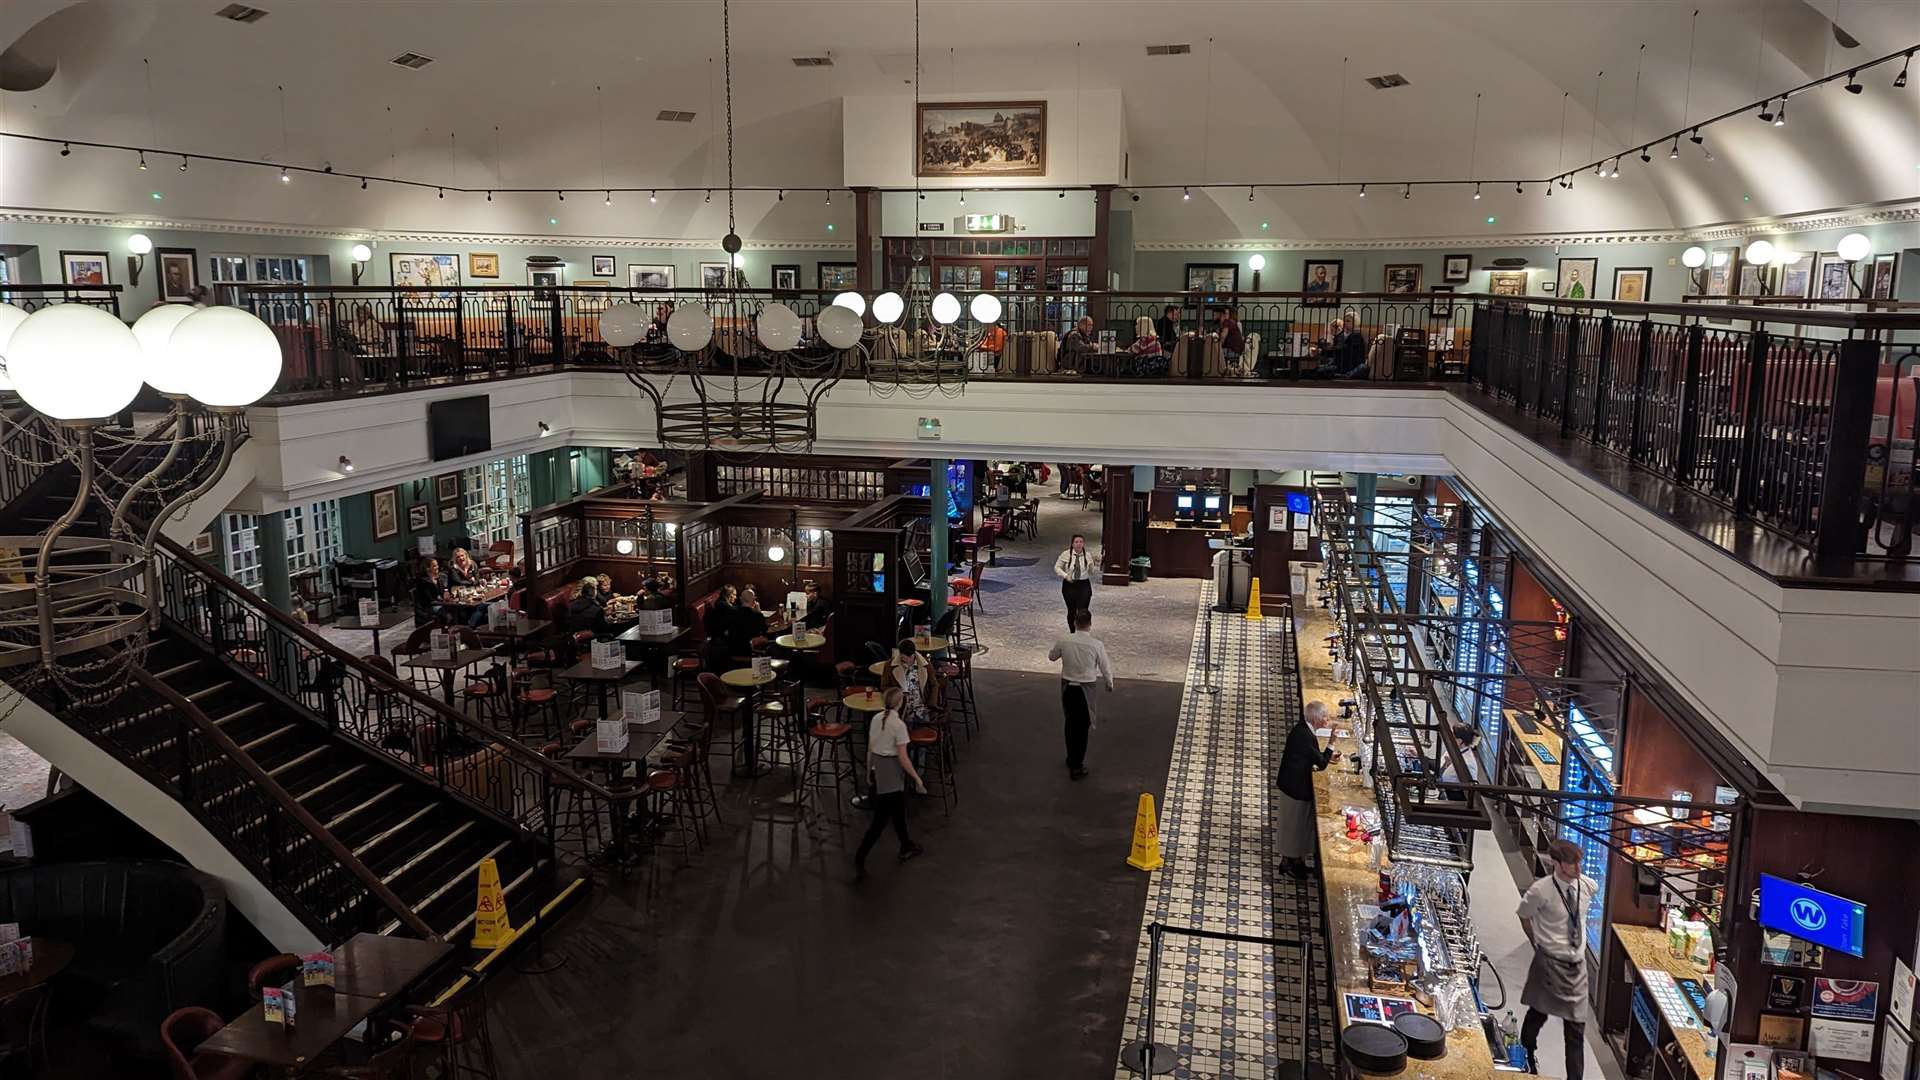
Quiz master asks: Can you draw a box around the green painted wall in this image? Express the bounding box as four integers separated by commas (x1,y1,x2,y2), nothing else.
339,474,478,562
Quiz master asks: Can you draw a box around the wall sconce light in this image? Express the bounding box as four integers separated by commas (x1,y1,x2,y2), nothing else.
537,421,552,438
615,538,636,555
350,243,373,286
1836,232,1873,293
126,234,153,288
1248,253,1266,291
767,543,788,562
338,455,354,472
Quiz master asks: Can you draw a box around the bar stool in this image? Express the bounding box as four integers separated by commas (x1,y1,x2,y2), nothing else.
459,663,509,726
909,724,957,816
696,672,745,773
943,595,979,651
515,684,562,740
669,651,704,709
754,678,806,778
663,712,723,831
936,650,977,739
643,763,702,862
538,740,603,862
800,696,856,820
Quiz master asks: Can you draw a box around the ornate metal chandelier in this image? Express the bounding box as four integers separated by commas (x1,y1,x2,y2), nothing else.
0,302,279,700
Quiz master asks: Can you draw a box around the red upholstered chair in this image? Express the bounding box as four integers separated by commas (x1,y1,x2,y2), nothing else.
247,952,300,1000
161,1007,251,1080
486,540,515,572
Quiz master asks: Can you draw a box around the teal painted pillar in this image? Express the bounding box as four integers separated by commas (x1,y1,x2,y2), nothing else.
258,512,292,612
1355,472,1378,553
929,458,949,626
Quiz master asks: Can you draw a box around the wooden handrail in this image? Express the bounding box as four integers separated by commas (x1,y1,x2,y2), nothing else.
153,535,622,803
128,666,440,940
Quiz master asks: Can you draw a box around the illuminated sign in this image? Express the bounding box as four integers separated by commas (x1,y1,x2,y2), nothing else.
1758,874,1865,958
963,213,1013,233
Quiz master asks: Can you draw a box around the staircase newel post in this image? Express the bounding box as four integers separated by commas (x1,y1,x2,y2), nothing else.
175,715,194,804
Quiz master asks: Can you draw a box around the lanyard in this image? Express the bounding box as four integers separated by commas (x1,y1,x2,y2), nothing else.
1557,878,1582,954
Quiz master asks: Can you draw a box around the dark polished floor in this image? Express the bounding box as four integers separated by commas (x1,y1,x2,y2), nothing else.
486,668,1183,1079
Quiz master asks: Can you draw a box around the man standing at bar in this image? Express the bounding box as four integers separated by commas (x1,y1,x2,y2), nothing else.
1517,839,1599,1080
1053,532,1096,632
1048,609,1112,781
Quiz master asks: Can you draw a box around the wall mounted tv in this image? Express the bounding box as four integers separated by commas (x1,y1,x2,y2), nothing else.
1757,874,1866,958
427,396,491,462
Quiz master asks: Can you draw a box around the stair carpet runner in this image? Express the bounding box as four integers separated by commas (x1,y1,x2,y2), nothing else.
1113,583,1338,1079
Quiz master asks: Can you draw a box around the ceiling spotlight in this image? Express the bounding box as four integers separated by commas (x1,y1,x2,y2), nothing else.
1546,183,1553,197
1758,99,1775,122
1668,139,1679,159
338,455,354,472
1248,186,1256,202
650,190,658,203
361,176,368,189
1609,160,1622,178
1774,100,1787,126
1515,182,1523,194
1057,189,1066,198
438,187,445,199
1639,147,1652,163
279,166,290,183
137,151,148,171
1472,183,1482,200
486,190,492,201
918,191,925,200
605,190,613,205
1689,128,1703,145
958,190,965,204
1357,184,1367,198
1402,184,1411,199
557,190,565,201
705,190,711,203
1896,53,1911,88
59,142,70,157
1130,192,1139,202
179,156,189,171
824,191,832,206
1844,70,1861,94
538,421,552,438
777,189,784,201
1182,186,1190,200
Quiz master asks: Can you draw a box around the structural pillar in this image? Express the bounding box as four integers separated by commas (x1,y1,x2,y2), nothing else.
1089,185,1114,330
1355,472,1378,554
929,458,949,625
258,511,292,614
853,186,877,293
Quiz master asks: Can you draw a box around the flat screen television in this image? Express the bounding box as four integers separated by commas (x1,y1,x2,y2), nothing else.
1176,495,1194,509
1286,491,1313,515
427,395,491,462
1757,874,1865,957
1202,495,1223,511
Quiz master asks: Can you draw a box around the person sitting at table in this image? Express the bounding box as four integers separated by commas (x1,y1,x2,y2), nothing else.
567,576,611,637
1215,304,1246,370
346,302,384,350
446,546,482,587
799,579,835,630
639,578,673,611
887,638,932,726
1154,304,1181,347
704,584,739,669
1058,315,1096,366
596,572,615,598
977,321,1007,370
1311,312,1370,379
646,302,675,344
731,586,771,653
1128,315,1164,357
990,477,1013,514
411,558,449,625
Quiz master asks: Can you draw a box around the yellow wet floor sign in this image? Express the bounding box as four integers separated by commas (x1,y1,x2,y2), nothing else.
471,857,516,949
1246,577,1263,620
1127,793,1164,871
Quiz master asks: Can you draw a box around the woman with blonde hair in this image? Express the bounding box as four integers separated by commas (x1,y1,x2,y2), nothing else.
1127,315,1163,356
854,686,927,879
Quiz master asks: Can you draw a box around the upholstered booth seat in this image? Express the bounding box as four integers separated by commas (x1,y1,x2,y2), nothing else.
0,860,227,1060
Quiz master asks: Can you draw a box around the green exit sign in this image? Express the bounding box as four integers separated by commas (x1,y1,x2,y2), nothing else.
963,213,1012,234
917,417,942,440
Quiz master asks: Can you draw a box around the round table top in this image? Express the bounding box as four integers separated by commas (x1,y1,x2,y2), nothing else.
721,667,778,688
867,661,888,676
841,690,886,712
908,635,949,653
774,633,826,650
0,938,74,998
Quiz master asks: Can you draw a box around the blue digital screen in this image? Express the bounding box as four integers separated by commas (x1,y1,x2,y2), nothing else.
1287,492,1312,515
1758,874,1866,957
1176,495,1194,509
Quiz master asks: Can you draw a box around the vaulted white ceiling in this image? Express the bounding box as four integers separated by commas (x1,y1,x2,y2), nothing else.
1,0,1915,242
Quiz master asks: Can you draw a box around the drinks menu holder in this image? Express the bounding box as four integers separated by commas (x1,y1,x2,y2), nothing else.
622,688,662,726
595,718,629,754
751,655,773,680
428,629,452,662
633,607,672,632
0,936,32,977
300,951,335,990
590,639,623,670
358,597,380,628
263,984,296,1027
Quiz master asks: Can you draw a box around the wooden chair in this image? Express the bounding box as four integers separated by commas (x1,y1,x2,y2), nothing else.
404,974,501,1080
948,560,987,613
246,952,300,1000
160,1007,252,1080
293,569,337,622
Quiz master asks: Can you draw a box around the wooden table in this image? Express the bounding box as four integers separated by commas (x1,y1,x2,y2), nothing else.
196,984,388,1071
774,631,825,651
558,658,644,719
841,689,885,714
564,711,686,781
331,933,453,1000
905,634,949,654
332,609,411,658
400,647,495,707
477,617,552,662
0,938,73,999
615,623,689,687
722,667,779,777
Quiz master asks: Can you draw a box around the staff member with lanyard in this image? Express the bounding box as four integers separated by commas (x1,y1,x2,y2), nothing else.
1053,533,1095,633
1518,839,1599,1080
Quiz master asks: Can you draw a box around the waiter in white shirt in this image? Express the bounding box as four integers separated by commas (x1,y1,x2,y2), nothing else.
1047,609,1113,780
1518,838,1599,1080
1053,533,1096,632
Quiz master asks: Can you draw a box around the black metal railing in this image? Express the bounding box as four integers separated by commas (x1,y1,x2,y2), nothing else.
1121,923,1324,1076
0,283,122,315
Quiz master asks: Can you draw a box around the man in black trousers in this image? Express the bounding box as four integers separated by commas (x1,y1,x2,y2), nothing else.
1048,609,1113,780
1053,532,1096,633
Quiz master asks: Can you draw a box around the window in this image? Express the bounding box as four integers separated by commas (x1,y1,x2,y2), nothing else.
222,512,262,591
208,252,313,317
284,499,342,576
463,455,530,547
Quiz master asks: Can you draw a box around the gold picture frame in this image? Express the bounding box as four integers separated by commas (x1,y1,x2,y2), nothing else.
372,489,400,540
915,101,1047,178
469,252,501,278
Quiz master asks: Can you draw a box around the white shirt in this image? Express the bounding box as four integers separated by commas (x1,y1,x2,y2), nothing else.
868,709,911,761
1049,632,1113,688
1054,548,1095,582
1518,872,1598,965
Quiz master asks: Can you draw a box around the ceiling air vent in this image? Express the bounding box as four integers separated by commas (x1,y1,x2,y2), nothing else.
389,52,434,69
1145,44,1192,56
1365,73,1411,90
656,110,696,123
791,56,834,67
214,4,269,23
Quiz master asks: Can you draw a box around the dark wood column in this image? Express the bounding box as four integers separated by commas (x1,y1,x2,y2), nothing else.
1089,185,1114,328
1100,463,1134,586
852,186,876,292
684,451,715,502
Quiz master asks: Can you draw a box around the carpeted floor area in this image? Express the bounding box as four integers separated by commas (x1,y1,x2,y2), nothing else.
486,666,1184,1079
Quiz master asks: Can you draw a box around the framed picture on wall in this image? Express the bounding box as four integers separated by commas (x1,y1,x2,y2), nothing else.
60,250,111,287
389,253,460,289
1427,285,1455,318
915,101,1046,178
189,531,215,556
1814,253,1854,300
1488,270,1528,296
818,263,858,290
1706,247,1739,296
591,255,616,277
1383,264,1423,294
468,252,501,278
439,504,461,524
157,248,199,301
1738,263,1767,297
1611,266,1652,302
372,489,400,540
1184,263,1238,295
1779,260,1814,299
628,264,673,289
1870,253,1899,299
699,262,732,291
1302,259,1342,301
1443,253,1472,283
435,473,460,503
407,504,430,531
771,264,801,293
1555,258,1598,300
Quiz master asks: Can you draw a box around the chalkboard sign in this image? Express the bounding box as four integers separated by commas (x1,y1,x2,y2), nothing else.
1154,466,1228,490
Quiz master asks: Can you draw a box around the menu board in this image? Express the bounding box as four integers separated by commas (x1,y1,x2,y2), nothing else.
1154,466,1228,490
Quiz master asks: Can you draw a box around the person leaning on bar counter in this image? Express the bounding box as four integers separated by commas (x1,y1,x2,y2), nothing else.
1273,700,1336,878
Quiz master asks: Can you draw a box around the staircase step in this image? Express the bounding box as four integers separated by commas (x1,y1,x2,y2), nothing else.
382,838,512,937
295,764,367,805
325,784,402,832
379,822,476,889
352,804,438,861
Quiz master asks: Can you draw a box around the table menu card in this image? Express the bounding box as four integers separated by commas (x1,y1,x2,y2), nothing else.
591,639,623,670
622,688,661,725
596,718,629,754
359,598,380,628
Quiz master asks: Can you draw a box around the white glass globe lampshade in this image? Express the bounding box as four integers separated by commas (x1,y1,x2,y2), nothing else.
1681,246,1708,269
872,291,906,325
1779,250,1804,266
756,302,803,352
1836,232,1873,263
614,538,636,555
816,305,864,349
730,252,745,269
666,305,715,350
969,293,1002,325
1248,254,1267,272
767,544,787,562
831,291,867,317
127,233,154,256
930,292,962,325
599,301,649,347
6,303,145,421
806,528,823,542
1710,250,1730,268
167,307,283,408
0,303,29,392
350,243,373,263
1743,240,1775,268
664,521,679,535
131,303,200,396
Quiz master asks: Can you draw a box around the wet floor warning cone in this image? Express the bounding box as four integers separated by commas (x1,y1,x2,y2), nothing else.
1245,577,1263,620
1127,793,1164,871
471,857,516,949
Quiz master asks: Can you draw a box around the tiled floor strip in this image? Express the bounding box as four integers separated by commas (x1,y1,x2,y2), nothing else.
1114,586,1337,1078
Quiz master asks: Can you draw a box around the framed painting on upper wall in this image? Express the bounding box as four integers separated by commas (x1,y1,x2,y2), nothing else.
818,263,858,291
1738,263,1767,297
699,262,733,291
157,247,199,302
1442,254,1472,283
1870,253,1899,299
372,489,400,540
407,504,430,531
771,264,801,293
390,253,460,289
435,473,460,504
468,252,501,279
591,255,616,277
1611,266,1652,302
1185,263,1238,296
1706,247,1738,296
1488,270,1528,296
1814,253,1855,301
915,101,1046,178
1427,285,1455,319
1383,264,1423,294
1778,259,1814,299
1555,258,1598,300
628,264,673,290
1301,259,1343,302
60,250,111,287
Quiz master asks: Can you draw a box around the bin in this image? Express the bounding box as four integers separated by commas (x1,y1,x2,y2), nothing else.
1129,556,1151,582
